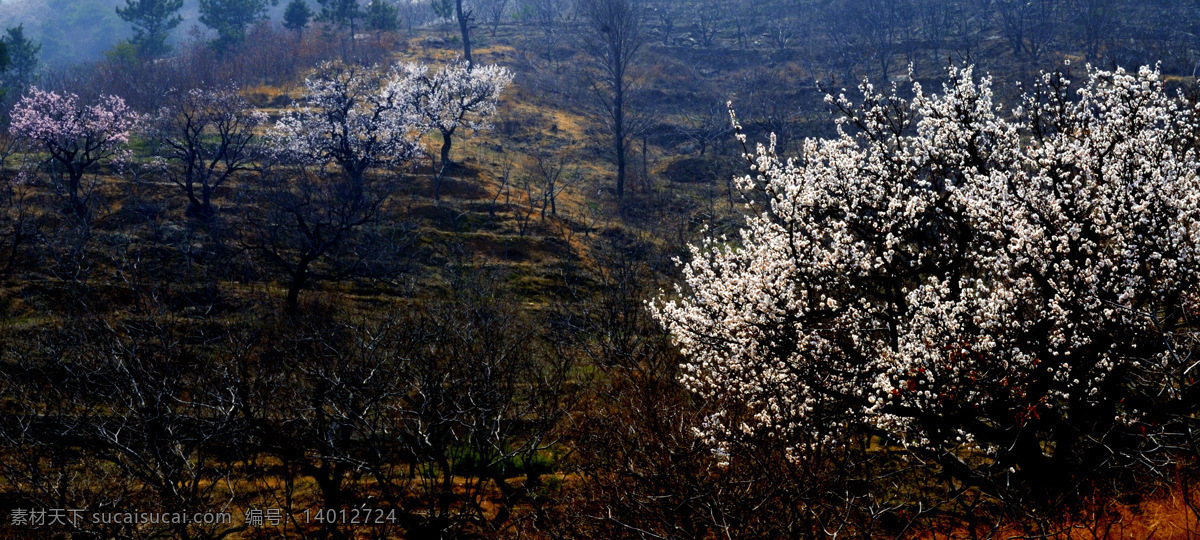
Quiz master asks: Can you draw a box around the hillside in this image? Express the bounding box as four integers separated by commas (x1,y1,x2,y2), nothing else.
2,2,1200,538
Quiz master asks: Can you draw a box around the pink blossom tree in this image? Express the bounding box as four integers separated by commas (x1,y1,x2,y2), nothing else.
9,87,139,217
652,65,1200,505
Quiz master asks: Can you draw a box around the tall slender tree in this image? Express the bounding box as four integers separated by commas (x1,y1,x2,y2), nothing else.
578,0,645,201
454,0,473,64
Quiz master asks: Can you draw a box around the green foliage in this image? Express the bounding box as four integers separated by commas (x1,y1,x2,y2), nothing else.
431,0,454,22
0,42,9,99
283,0,313,33
449,444,556,479
198,0,277,50
115,0,183,58
104,39,141,66
1,25,38,95
364,0,399,33
316,0,362,31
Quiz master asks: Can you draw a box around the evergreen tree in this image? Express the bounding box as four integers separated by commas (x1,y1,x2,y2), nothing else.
115,0,184,58
199,0,278,50
431,0,454,23
317,0,363,33
365,0,400,34
1,26,37,94
284,0,314,37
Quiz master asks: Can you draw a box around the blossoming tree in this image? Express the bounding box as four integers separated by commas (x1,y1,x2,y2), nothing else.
271,61,423,188
397,60,513,198
651,65,1200,503
10,87,139,217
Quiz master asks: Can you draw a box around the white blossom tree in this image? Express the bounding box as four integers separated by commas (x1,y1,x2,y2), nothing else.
271,61,423,189
258,62,427,311
651,65,1200,504
396,60,513,199
10,87,139,218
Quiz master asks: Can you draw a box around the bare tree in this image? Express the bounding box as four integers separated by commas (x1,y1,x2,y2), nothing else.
237,164,397,312
156,86,264,219
0,141,34,276
488,153,514,218
529,151,572,219
949,0,993,63
520,0,569,58
676,97,733,156
515,170,541,236
650,1,676,45
995,0,1062,62
1073,0,1119,61
479,0,510,37
693,0,720,47
578,0,645,201
825,0,914,83
767,16,796,50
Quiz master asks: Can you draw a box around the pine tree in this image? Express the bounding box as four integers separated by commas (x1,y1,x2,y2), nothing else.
199,0,277,50
365,0,400,34
115,0,184,58
1,25,38,94
283,0,314,38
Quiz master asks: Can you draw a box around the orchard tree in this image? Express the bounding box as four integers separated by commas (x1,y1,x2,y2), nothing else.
520,0,567,57
238,164,396,311
156,86,265,218
652,65,1200,507
271,61,423,189
9,87,138,219
1073,0,1119,61
115,0,184,58
0,169,33,275
199,0,277,50
995,0,1062,62
479,0,509,38
397,59,512,199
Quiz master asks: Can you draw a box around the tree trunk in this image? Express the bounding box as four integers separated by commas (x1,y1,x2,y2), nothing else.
614,80,626,200
641,136,648,189
456,0,472,64
435,132,453,200
286,266,309,312
66,168,88,221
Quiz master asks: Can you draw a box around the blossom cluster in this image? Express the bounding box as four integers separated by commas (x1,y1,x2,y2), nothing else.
270,61,424,180
269,60,512,182
394,60,514,139
10,87,139,170
651,65,1200,480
